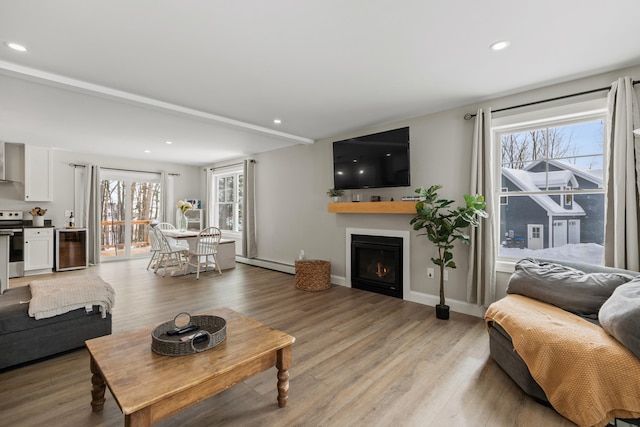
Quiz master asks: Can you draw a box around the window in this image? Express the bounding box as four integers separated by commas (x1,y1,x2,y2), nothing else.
212,170,243,233
493,100,607,266
500,187,509,205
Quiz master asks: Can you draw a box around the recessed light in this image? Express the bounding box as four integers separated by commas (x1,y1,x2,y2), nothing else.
144,150,151,153
490,40,510,51
5,42,27,52
165,141,173,145
273,118,282,124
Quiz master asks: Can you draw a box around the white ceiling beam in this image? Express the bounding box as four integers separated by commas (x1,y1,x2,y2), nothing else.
0,60,314,145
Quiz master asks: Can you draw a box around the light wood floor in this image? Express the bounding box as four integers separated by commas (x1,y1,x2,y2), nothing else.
0,260,575,427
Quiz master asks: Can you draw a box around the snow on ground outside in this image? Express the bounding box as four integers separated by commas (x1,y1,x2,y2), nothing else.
500,242,604,265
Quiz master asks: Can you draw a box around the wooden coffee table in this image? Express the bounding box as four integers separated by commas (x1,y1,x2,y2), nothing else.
86,307,295,426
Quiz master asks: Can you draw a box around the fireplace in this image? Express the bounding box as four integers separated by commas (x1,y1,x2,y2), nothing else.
351,234,403,299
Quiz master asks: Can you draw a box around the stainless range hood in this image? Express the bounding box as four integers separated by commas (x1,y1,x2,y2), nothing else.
0,142,16,183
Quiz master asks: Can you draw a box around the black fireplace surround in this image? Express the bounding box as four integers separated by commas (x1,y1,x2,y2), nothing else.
351,234,403,299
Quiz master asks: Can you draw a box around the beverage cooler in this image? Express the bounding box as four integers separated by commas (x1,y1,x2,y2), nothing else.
55,228,88,271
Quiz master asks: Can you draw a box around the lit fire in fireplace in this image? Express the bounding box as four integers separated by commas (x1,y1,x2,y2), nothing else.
376,262,388,278
365,259,391,279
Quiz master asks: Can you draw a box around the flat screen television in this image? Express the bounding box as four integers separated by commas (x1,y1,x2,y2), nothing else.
333,127,410,190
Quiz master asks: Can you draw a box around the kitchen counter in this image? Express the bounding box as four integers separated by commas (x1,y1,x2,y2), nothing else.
22,219,54,228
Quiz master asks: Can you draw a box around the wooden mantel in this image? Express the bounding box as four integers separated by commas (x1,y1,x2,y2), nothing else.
328,201,417,214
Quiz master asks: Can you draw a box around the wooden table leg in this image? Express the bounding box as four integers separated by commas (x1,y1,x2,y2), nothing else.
125,407,151,427
276,345,292,408
90,356,106,412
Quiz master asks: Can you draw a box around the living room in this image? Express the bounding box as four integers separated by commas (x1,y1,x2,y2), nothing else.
2,65,639,314
1,2,640,426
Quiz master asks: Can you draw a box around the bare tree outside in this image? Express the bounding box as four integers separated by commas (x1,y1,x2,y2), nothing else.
501,127,574,169
100,179,162,256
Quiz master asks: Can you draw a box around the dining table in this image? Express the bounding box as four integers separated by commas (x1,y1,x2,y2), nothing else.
160,229,200,276
160,229,237,276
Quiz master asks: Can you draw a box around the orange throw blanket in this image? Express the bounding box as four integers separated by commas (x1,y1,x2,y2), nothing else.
485,294,640,427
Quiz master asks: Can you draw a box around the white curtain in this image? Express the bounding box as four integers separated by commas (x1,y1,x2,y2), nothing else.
73,165,88,228
205,168,213,228
466,108,497,306
604,77,640,270
242,159,257,258
162,172,176,226
73,164,101,264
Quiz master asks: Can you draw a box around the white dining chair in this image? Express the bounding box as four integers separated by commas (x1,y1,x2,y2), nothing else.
146,224,162,270
150,226,189,277
186,227,222,279
155,222,176,231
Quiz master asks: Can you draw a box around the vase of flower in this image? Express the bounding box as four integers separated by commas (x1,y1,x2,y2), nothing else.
178,212,188,231
176,200,193,231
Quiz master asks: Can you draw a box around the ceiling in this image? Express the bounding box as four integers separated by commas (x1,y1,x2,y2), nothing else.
1,1,639,166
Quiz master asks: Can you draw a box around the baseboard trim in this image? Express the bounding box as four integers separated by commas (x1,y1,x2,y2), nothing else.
235,257,484,318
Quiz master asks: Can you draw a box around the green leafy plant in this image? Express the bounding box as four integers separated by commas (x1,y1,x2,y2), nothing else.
326,188,344,198
410,184,487,309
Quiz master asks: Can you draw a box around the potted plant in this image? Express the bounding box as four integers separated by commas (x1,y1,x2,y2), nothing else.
327,188,344,203
410,184,487,320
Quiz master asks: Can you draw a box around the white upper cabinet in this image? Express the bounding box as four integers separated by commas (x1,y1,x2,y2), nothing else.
24,145,53,201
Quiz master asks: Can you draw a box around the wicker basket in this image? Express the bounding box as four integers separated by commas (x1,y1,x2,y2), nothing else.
151,312,226,356
295,259,331,291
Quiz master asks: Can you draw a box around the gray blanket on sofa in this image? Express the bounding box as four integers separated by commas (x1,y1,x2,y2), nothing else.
506,258,635,317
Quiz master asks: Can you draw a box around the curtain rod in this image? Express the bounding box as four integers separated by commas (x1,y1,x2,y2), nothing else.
463,79,640,120
208,159,255,171
69,163,179,176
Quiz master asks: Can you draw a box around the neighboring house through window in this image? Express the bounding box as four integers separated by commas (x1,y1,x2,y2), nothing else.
493,99,607,266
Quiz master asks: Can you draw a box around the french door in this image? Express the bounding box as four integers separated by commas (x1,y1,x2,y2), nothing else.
100,170,162,260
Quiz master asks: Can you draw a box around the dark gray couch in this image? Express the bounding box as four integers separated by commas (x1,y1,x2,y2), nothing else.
0,286,112,370
488,258,640,425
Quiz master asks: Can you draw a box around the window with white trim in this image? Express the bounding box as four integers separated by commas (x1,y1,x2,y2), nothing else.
212,170,243,233
493,99,607,266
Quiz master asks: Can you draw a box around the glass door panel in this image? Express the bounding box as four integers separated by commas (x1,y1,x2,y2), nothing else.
130,181,161,256
100,174,161,260
101,179,126,259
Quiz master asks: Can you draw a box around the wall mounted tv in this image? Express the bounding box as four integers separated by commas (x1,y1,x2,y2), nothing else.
333,126,410,190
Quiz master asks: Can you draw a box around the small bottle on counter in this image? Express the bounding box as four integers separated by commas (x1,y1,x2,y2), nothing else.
69,212,75,227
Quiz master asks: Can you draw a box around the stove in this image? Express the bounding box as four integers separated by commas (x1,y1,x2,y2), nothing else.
0,210,24,278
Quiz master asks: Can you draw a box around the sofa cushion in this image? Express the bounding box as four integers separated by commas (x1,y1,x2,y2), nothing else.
0,286,105,335
599,278,640,359
507,258,634,316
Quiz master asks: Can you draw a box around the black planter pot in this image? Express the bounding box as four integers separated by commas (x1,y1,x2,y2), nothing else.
435,304,450,320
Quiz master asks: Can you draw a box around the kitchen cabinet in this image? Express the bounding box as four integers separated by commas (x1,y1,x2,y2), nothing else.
0,233,9,294
24,145,53,202
24,227,54,275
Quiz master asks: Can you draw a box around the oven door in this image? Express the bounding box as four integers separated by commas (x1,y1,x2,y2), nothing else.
8,228,24,278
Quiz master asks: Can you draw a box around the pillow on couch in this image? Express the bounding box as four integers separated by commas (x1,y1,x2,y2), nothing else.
599,278,640,359
507,258,634,316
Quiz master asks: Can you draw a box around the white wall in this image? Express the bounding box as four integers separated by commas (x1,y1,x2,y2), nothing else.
234,64,640,315
0,148,201,227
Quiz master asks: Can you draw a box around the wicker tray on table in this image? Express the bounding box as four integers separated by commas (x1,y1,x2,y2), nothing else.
151,312,226,356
